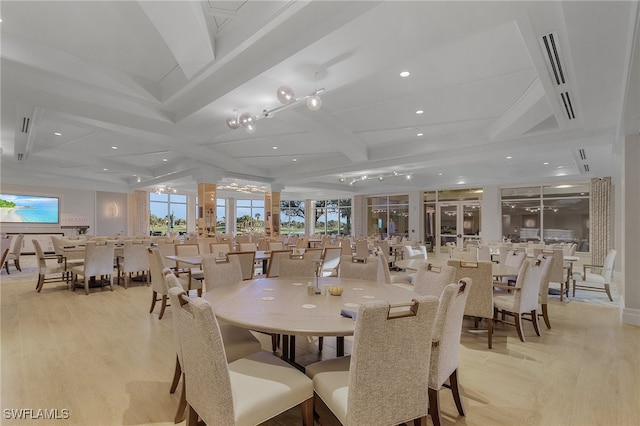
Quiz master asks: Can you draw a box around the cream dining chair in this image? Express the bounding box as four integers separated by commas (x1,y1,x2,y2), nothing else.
70,241,116,295
4,233,24,274
33,239,69,293
118,239,150,289
305,296,439,426
428,279,472,426
147,247,171,319
169,288,314,426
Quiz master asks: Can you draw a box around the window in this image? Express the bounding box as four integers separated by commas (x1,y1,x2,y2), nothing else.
280,200,305,235
150,193,187,235
235,199,264,234
314,199,352,235
367,195,408,237
501,184,589,251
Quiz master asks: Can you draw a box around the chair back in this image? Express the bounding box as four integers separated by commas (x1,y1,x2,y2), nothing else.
122,240,149,273
84,241,116,277
238,242,257,252
345,296,439,425
374,247,392,284
447,259,493,318
602,249,617,283
268,241,284,251
32,239,49,272
201,254,242,289
197,237,217,254
338,255,378,282
210,243,231,258
175,243,200,270
257,238,268,251
147,247,168,295
278,258,318,278
504,250,527,268
302,247,323,260
451,247,477,261
11,234,24,257
508,260,540,314
340,240,352,256
353,239,369,261
531,254,553,304
414,264,457,297
266,250,292,278
156,239,176,268
295,236,308,249
429,279,471,389
227,251,256,280
320,247,342,277
533,248,563,284
477,246,491,262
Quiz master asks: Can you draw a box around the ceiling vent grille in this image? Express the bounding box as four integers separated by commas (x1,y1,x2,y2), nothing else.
541,32,565,86
560,92,575,120
578,148,587,160
21,117,30,133
16,153,24,161
583,164,590,173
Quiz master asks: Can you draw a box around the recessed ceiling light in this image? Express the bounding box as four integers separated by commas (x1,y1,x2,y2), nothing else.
292,158,297,162
415,110,424,115
457,180,465,185
416,133,424,137
506,156,512,159
272,146,278,150
54,132,62,136
162,158,168,162
103,168,108,171
400,71,410,77
543,162,549,165
111,146,118,150
438,173,443,176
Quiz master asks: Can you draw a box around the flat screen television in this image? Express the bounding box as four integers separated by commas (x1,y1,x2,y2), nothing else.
0,194,60,224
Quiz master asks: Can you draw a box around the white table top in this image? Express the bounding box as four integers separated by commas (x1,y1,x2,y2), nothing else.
203,277,419,337
166,250,271,266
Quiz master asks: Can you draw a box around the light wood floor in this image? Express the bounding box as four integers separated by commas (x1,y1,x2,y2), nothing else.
1,255,639,425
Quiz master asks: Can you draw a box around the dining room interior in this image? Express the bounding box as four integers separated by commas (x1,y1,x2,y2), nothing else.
1,1,640,425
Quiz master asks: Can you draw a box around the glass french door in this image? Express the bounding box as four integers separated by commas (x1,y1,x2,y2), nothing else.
437,202,481,254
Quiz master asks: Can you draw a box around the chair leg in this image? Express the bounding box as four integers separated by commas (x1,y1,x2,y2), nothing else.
487,316,493,349
84,278,90,295
14,259,21,271
428,387,442,426
604,283,613,301
318,336,323,352
413,416,427,426
4,261,9,274
169,356,181,394
449,369,466,416
531,310,541,336
541,303,551,329
158,295,168,320
271,334,279,352
186,403,198,426
515,313,525,342
174,374,187,423
573,279,577,297
36,274,44,293
150,291,158,313
301,396,314,426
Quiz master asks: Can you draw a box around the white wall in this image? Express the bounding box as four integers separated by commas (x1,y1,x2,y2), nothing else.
95,191,128,236
621,134,640,325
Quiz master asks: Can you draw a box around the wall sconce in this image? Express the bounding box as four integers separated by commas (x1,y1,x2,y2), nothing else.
226,83,324,133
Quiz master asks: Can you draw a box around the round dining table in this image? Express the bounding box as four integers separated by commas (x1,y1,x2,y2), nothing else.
203,276,419,365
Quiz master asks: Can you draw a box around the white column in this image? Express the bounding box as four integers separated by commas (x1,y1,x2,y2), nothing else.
621,134,640,325
408,191,423,242
481,185,502,243
227,197,235,235
305,199,314,235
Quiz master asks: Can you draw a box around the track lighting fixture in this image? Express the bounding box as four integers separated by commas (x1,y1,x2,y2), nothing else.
340,171,412,186
226,82,324,133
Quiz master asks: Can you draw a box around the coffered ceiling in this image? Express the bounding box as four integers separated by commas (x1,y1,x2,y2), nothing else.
1,1,638,198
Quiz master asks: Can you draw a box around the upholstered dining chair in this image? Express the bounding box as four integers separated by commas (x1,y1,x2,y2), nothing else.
413,263,457,298
266,249,293,278
375,247,413,285
201,254,243,289
174,243,204,294
238,242,257,252
118,240,150,289
320,246,342,277
267,241,284,251
50,235,84,269
429,279,472,426
572,249,617,301
528,254,553,329
493,259,544,343
33,239,69,293
166,283,263,424
338,255,378,282
70,241,116,295
4,233,24,274
278,257,318,278
169,288,313,426
447,259,494,348
0,248,9,276
533,248,566,300
352,239,369,262
155,238,177,269
196,237,217,254
305,296,439,426
209,243,231,258
227,251,256,281
147,247,171,319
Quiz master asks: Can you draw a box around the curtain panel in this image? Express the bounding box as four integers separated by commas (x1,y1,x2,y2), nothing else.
590,177,611,271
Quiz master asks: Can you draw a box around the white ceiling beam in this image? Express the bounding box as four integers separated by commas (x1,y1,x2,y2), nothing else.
490,79,553,139
138,1,214,80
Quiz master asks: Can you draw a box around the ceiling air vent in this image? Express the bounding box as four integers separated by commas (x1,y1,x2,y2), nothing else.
560,92,575,120
16,153,24,161
21,117,30,134
540,32,565,86
578,148,587,160
583,164,590,173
